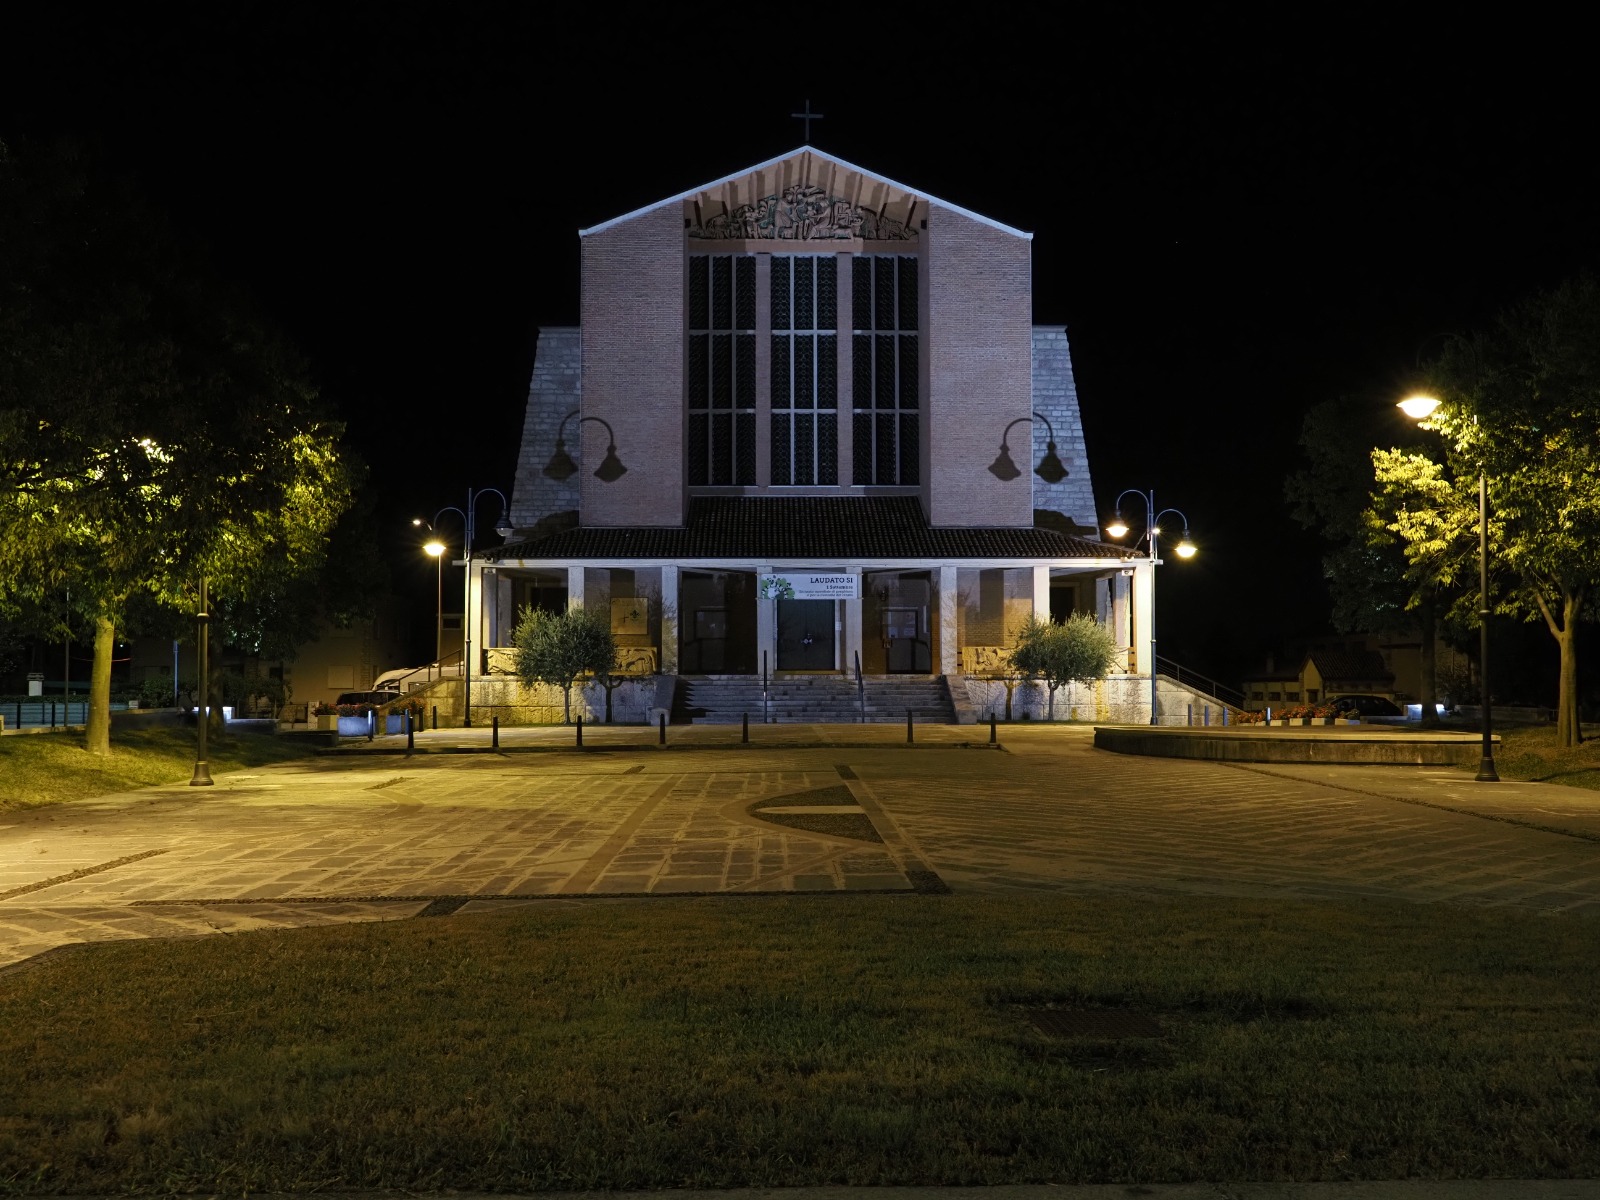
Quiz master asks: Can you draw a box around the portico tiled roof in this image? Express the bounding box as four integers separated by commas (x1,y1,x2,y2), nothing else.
486,497,1136,562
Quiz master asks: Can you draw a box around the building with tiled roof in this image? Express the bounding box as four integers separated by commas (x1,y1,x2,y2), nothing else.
468,147,1161,719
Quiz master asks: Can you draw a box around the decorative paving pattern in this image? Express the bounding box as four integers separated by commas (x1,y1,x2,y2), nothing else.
5,729,1600,971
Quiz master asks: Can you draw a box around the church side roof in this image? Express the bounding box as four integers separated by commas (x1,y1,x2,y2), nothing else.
487,497,1132,562
580,146,1032,241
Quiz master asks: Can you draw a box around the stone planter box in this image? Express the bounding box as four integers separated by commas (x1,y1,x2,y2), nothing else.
337,714,373,737
315,714,338,731
385,713,413,735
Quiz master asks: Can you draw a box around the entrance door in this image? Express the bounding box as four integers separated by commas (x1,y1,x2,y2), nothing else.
882,606,930,673
777,599,835,670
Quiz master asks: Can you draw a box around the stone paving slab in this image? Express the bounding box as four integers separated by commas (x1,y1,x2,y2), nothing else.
5,726,1600,970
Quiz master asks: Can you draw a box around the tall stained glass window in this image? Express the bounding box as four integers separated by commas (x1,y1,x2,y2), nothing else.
770,255,838,486
687,254,756,485
852,255,919,485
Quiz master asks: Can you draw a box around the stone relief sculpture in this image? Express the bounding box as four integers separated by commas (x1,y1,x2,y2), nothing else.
692,184,917,242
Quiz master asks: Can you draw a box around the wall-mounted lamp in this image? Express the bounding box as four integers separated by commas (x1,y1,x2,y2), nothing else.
987,412,1069,483
543,411,627,483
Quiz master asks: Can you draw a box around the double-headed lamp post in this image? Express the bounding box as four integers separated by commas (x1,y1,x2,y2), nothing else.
1104,489,1196,726
423,488,512,728
1397,394,1497,782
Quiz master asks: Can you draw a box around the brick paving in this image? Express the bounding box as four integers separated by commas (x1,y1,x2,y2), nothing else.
4,725,1600,969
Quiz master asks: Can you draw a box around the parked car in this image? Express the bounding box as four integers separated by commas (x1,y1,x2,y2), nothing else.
1327,694,1403,718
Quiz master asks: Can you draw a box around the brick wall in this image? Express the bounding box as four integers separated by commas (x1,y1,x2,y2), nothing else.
580,205,685,526
925,202,1033,527
509,327,581,534
1031,327,1100,534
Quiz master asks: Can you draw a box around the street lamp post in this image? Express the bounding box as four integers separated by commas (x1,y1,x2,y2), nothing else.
1104,489,1196,726
413,520,448,668
189,576,212,786
1397,395,1498,781
427,488,512,728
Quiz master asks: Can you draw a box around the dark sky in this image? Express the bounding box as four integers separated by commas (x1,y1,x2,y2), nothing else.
5,6,1596,684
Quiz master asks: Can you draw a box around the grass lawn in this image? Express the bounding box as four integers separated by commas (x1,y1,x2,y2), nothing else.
2,893,1598,1191
1489,725,1600,791
0,726,320,812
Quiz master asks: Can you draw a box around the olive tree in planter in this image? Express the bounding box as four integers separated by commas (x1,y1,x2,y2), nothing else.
1009,613,1118,722
512,606,617,725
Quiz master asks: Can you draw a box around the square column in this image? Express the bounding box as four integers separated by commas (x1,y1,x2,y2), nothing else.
841,569,863,678
1032,565,1051,623
567,565,585,611
1131,559,1154,678
755,566,774,677
938,564,958,676
660,565,680,674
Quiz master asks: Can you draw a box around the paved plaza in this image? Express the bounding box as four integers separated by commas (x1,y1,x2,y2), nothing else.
4,725,1600,970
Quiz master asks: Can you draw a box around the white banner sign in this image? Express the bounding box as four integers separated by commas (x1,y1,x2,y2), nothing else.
758,573,860,601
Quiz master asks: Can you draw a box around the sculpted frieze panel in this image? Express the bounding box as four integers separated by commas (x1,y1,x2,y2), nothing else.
690,184,917,242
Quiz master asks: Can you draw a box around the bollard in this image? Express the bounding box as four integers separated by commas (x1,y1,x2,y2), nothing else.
367,709,374,741
906,709,913,744
659,711,666,745
431,705,438,732
576,714,583,748
50,701,55,729
492,714,500,749
406,709,414,751
1223,707,1230,727
989,713,997,745
1187,703,1193,726
1204,705,1211,727
742,712,749,743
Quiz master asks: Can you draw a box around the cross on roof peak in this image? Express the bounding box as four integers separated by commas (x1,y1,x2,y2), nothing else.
790,99,824,142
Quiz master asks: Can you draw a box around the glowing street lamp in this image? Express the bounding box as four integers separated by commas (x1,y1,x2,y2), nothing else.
1104,489,1196,725
412,522,450,667
1398,393,1497,781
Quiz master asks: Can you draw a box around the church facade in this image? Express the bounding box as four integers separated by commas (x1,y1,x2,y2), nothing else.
471,148,1160,721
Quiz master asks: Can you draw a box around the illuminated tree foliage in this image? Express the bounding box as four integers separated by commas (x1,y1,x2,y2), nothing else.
1009,612,1117,720
512,606,617,725
1375,276,1600,746
0,138,353,752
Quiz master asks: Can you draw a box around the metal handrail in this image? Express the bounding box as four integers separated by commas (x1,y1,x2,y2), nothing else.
854,650,865,723
1155,655,1246,708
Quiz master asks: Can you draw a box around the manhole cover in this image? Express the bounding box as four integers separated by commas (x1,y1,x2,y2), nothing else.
1024,1008,1164,1039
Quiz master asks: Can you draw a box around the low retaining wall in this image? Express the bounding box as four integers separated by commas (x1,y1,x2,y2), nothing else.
961,674,1230,725
467,675,668,725
1094,725,1497,767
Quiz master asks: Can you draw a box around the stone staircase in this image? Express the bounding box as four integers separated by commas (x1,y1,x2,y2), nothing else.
676,674,957,724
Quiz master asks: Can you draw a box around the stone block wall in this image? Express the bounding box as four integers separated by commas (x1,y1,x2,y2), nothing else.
509,327,581,535
468,674,667,725
1031,328,1100,534
960,672,1235,725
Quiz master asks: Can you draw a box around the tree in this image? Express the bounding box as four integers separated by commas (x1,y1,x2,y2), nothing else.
1009,613,1117,720
0,138,354,752
512,606,616,724
1379,276,1600,746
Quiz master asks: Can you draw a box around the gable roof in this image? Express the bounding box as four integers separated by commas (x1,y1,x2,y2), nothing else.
487,496,1132,563
581,146,1032,241
1304,646,1393,683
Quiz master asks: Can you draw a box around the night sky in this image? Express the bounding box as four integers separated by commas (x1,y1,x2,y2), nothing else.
6,7,1596,687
